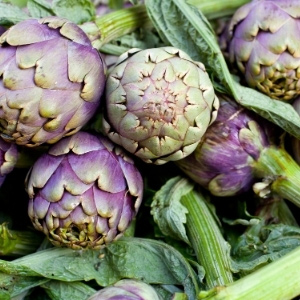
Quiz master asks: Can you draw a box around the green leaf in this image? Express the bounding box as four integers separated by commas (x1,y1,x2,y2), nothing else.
151,176,194,245
41,281,96,300
145,0,239,98
27,0,54,18
232,224,300,275
52,0,96,24
235,83,300,139
0,273,49,299
0,238,199,300
0,3,29,25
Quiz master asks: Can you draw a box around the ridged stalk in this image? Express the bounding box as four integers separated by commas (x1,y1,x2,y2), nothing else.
199,245,300,300
80,5,152,49
181,191,233,289
189,0,249,19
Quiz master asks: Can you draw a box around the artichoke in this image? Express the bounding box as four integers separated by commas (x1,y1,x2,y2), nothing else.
177,95,269,196
87,279,160,300
227,0,300,101
176,95,300,207
25,132,143,250
103,47,219,165
0,137,18,186
0,17,105,147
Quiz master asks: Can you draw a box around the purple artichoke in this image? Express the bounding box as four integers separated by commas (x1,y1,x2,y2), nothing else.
176,95,300,207
25,132,143,250
227,0,300,101
87,279,160,300
0,137,18,186
0,17,105,147
177,96,269,196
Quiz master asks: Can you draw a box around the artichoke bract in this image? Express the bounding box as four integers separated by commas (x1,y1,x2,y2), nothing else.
25,132,143,250
0,17,105,146
176,95,300,207
103,47,219,165
227,0,300,101
87,279,160,300
0,137,18,186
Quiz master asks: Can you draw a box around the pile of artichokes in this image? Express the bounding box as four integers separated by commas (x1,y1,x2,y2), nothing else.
0,0,300,250
1,15,222,250
1,0,300,298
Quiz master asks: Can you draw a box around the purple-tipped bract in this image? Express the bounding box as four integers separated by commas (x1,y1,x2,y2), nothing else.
0,137,18,186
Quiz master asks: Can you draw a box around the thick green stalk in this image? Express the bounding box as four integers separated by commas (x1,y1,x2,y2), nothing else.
199,245,300,300
80,0,250,50
181,191,233,289
189,0,249,19
253,146,300,208
80,5,152,49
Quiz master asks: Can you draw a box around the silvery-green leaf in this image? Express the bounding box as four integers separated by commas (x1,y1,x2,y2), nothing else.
151,176,194,245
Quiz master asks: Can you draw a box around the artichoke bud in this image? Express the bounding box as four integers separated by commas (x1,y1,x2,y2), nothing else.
227,0,300,101
0,137,18,186
103,47,219,165
25,132,143,250
0,17,105,147
87,279,160,300
176,96,270,197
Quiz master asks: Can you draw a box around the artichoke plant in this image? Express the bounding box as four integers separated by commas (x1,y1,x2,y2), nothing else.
227,0,300,101
87,279,160,300
25,132,143,250
103,47,219,165
0,137,18,186
176,95,300,207
0,17,105,147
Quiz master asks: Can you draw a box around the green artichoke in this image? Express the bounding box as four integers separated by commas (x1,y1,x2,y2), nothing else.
103,47,219,165
227,0,300,101
88,279,160,300
26,132,143,250
0,17,105,146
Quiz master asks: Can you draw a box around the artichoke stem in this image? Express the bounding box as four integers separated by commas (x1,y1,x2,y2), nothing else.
199,245,300,300
189,0,250,19
80,0,251,50
254,146,300,208
82,5,152,49
181,191,233,289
